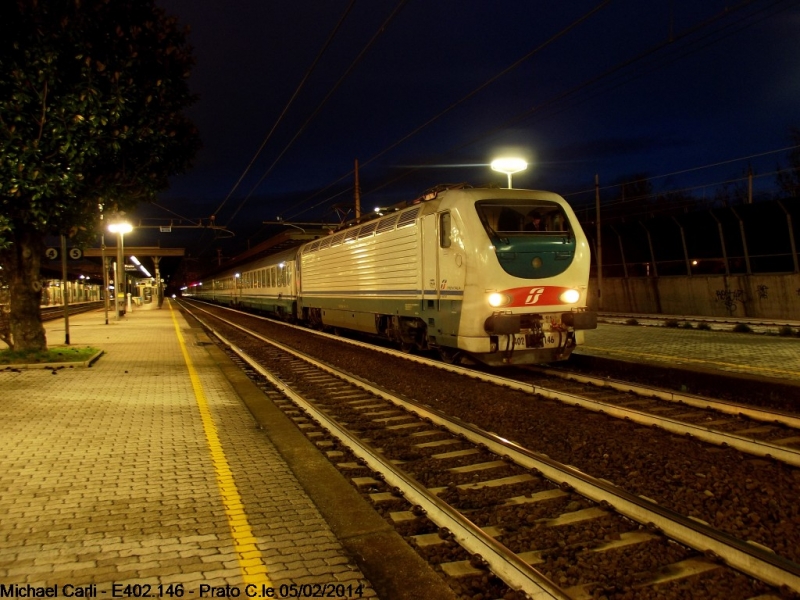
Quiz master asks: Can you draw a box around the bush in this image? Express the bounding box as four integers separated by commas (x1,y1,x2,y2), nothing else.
664,319,680,328
733,323,753,333
778,325,794,337
625,318,639,326
697,321,711,331
681,322,694,329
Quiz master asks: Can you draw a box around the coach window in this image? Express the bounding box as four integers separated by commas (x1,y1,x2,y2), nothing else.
439,212,451,248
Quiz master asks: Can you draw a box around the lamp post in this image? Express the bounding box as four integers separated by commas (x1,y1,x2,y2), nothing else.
108,222,132,320
491,157,528,189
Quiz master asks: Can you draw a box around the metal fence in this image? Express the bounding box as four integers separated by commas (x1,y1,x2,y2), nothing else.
582,198,800,279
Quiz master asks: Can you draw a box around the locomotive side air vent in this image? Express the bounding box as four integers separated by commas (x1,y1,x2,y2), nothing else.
398,207,421,228
376,214,399,233
358,222,378,239
329,232,346,247
319,237,332,250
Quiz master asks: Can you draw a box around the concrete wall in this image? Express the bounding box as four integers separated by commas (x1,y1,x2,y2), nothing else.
589,273,800,319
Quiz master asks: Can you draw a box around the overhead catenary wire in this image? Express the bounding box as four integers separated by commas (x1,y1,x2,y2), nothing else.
223,0,411,230
359,0,781,200
209,0,357,222
192,0,799,264
293,0,794,219
281,0,612,220
565,143,800,198
505,0,800,153
582,167,789,211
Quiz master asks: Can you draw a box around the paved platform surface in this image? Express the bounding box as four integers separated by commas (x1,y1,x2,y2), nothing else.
0,302,381,597
578,320,800,382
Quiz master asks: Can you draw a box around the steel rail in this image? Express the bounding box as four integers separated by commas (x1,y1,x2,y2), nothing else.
181,300,800,466
183,302,800,593
181,300,800,465
183,304,569,600
520,379,800,468
534,365,800,429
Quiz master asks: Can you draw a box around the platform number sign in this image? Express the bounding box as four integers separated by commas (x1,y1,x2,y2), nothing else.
45,247,82,260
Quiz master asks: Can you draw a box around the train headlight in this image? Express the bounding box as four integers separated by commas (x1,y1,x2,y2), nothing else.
488,293,510,307
560,289,580,304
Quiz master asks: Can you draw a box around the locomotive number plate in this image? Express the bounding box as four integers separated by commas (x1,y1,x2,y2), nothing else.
514,335,556,348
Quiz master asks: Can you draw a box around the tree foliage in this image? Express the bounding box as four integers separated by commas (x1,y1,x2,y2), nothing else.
0,0,200,351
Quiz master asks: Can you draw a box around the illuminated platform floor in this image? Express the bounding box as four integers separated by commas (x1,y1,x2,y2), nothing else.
0,303,454,599
578,320,800,382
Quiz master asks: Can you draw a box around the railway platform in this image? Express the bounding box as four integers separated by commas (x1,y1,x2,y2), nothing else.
577,316,800,383
0,302,454,600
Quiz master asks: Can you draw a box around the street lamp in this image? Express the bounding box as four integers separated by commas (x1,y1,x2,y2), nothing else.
108,222,132,320
491,157,528,189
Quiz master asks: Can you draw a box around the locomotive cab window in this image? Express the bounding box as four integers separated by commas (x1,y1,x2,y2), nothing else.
475,200,571,237
439,212,451,248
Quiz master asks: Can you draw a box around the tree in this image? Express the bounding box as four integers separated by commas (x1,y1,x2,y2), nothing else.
0,0,200,352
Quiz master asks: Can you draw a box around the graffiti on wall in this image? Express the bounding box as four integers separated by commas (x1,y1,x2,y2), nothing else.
714,289,745,313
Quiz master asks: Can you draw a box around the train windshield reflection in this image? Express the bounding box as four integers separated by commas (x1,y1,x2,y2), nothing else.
475,200,571,237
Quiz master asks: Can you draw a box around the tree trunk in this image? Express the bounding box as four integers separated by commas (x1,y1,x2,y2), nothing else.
1,225,47,352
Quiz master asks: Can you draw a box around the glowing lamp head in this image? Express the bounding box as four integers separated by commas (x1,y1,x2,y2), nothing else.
560,289,580,304
488,292,510,308
491,157,528,188
108,222,133,234
491,157,527,174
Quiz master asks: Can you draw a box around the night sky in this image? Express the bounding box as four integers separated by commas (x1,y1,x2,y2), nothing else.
138,0,800,266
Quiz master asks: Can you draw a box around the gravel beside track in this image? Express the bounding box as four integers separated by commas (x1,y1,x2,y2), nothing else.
182,302,800,593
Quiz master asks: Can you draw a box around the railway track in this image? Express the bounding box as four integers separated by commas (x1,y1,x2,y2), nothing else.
40,301,105,321
179,300,800,599
507,366,800,468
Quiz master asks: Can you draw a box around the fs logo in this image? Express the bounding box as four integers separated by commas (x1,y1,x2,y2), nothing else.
524,287,545,305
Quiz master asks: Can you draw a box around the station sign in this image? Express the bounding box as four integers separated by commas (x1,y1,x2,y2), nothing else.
44,247,83,260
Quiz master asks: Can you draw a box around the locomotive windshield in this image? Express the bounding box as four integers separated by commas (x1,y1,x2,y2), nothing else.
475,199,576,278
475,200,571,238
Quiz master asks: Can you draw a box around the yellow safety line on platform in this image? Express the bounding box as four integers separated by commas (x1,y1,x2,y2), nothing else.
168,301,272,586
586,345,800,378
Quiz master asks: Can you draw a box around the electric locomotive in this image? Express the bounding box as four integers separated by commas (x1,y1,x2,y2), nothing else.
188,184,596,366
